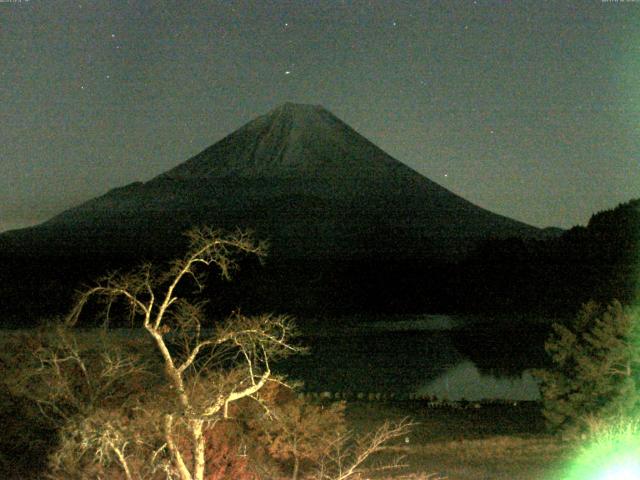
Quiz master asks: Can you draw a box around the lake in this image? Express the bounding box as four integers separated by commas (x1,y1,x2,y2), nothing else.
277,315,551,401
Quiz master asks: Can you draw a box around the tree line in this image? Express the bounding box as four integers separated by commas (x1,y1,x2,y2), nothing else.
0,199,637,325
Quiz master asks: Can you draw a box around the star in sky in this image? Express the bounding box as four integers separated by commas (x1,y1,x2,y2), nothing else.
1,1,637,232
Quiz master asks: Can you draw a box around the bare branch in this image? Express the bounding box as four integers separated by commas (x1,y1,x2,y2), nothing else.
317,418,416,480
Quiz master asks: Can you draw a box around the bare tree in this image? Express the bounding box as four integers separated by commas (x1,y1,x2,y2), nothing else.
6,227,421,480
61,227,302,480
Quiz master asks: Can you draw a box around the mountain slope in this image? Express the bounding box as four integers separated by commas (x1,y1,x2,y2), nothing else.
5,103,541,260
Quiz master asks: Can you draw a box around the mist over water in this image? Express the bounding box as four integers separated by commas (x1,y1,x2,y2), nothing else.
418,361,540,401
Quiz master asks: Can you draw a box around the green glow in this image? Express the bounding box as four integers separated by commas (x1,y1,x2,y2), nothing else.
562,420,640,480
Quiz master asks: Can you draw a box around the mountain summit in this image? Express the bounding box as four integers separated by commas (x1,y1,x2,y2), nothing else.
159,103,415,183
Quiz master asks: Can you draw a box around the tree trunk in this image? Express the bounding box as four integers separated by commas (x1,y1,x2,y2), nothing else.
164,414,193,480
292,455,299,480
292,440,299,480
192,420,206,480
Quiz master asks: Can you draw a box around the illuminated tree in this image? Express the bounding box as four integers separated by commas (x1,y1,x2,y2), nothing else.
5,227,415,480
7,228,299,479
246,383,348,479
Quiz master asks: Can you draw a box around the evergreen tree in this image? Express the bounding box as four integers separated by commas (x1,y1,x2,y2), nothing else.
536,300,640,434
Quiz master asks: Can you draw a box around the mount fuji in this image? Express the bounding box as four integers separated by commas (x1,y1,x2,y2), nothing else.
2,103,541,259
0,103,549,318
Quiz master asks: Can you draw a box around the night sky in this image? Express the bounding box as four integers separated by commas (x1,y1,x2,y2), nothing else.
2,0,638,233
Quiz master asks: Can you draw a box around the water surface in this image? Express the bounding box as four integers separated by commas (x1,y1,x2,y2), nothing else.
278,315,549,400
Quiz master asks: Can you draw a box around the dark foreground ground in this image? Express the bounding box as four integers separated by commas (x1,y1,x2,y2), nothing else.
345,400,573,480
0,395,573,479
